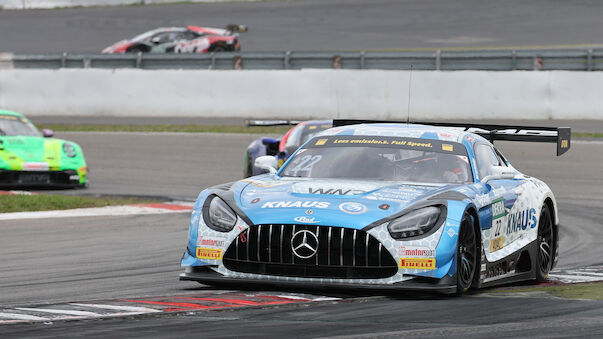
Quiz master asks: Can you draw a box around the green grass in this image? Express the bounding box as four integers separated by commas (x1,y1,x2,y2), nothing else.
572,132,603,139
38,124,291,135
0,194,158,213
492,282,603,300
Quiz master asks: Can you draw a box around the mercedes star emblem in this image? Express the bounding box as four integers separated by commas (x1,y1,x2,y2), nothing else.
291,230,319,259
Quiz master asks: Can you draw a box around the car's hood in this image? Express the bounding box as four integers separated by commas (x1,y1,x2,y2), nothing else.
0,136,65,170
237,176,450,229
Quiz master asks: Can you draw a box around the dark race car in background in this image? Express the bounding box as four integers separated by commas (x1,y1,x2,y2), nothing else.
102,24,247,54
243,120,332,178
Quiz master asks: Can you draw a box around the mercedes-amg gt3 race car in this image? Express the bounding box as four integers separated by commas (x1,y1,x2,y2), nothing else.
102,24,247,54
244,120,332,177
181,120,570,294
0,110,87,188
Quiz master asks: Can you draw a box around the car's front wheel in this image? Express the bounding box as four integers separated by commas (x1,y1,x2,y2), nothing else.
456,213,477,294
536,204,554,282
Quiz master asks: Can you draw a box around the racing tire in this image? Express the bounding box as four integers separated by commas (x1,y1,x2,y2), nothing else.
535,204,554,282
456,213,477,295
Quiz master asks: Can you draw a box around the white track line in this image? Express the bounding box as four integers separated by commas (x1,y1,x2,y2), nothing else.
0,312,50,321
15,307,101,316
70,303,161,313
0,204,192,221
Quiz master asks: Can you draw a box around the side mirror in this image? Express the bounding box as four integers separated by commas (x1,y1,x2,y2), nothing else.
481,165,515,183
254,156,278,174
42,129,54,138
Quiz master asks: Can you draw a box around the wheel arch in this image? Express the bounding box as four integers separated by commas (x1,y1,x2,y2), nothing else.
542,195,559,269
463,204,483,287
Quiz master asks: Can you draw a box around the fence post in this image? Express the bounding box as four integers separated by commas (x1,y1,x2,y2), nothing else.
587,49,593,71
83,56,90,69
136,52,142,68
511,50,516,70
61,52,67,68
284,51,291,70
360,50,366,69
209,52,216,69
435,50,441,70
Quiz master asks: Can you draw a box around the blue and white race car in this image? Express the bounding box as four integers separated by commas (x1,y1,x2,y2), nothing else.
181,120,571,294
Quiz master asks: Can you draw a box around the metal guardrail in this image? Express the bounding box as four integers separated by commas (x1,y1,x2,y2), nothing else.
6,49,603,71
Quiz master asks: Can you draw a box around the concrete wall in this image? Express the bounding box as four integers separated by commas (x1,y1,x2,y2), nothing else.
0,69,601,120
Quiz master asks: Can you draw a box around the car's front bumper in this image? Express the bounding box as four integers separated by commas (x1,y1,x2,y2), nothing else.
0,169,85,188
180,266,457,294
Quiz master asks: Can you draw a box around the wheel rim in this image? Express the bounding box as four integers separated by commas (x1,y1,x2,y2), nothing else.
538,208,554,276
458,218,476,288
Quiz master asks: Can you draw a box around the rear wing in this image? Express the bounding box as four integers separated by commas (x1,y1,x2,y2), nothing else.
245,119,302,127
333,119,571,156
225,24,248,33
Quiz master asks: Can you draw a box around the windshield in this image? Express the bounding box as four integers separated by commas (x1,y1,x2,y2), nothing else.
280,136,472,184
0,115,41,137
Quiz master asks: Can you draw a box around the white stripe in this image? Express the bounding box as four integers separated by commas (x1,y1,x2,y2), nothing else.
70,303,161,313
15,307,101,316
0,204,192,221
562,271,603,277
573,140,603,145
0,312,50,321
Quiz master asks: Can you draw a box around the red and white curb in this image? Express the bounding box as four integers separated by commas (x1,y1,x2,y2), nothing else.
548,266,603,284
0,201,194,221
0,292,340,325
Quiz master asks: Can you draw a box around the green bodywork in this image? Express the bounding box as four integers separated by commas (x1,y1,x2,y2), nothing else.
0,110,87,185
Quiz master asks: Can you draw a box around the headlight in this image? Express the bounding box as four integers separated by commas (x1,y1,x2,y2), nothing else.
387,206,445,239
204,196,237,232
63,142,76,157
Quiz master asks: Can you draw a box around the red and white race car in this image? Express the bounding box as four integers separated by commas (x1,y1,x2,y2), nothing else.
102,24,247,54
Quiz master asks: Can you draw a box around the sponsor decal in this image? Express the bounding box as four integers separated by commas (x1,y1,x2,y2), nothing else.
506,208,537,234
398,246,435,258
561,140,569,149
315,139,328,146
399,258,436,270
491,198,506,219
338,202,367,214
22,162,49,171
196,247,223,260
305,209,313,215
197,236,226,248
261,201,330,209
293,216,320,224
447,227,457,238
308,187,365,195
475,193,491,208
490,236,504,252
379,204,390,210
442,144,454,152
251,198,260,204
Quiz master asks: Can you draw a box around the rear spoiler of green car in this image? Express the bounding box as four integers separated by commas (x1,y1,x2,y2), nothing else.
333,119,571,156
245,119,302,127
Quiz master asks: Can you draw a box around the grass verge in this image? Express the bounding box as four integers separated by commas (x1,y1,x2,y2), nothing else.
38,124,291,134
572,132,603,139
0,194,158,213
492,281,603,300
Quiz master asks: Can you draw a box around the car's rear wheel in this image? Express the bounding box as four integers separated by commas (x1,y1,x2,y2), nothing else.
456,213,477,294
536,204,554,282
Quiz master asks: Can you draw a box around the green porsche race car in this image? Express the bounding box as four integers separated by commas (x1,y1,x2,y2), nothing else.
0,110,87,188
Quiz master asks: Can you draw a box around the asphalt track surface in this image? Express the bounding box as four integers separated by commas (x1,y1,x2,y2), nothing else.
1,132,602,337
3,0,603,54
